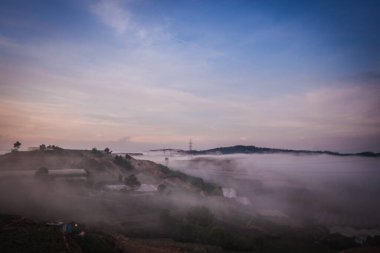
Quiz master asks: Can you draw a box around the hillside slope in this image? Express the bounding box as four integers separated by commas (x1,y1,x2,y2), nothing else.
0,149,222,195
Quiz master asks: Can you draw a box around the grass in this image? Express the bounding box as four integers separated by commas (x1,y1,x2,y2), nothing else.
159,208,340,253
74,232,119,253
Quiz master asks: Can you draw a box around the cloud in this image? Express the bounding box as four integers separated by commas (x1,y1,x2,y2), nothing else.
1,32,379,153
88,0,182,49
1,63,379,152
0,35,19,49
350,71,380,85
1,2,379,152
90,0,132,34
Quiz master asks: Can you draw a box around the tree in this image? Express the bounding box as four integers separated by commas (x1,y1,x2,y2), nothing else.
91,148,102,157
13,141,21,150
12,141,21,152
104,147,111,154
124,174,141,189
39,144,46,150
114,155,133,170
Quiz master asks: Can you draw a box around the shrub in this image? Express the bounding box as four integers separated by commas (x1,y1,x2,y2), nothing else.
91,148,102,157
158,165,221,195
124,174,141,189
114,155,133,170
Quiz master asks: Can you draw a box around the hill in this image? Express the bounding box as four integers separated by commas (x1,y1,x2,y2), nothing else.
0,148,221,195
178,145,380,157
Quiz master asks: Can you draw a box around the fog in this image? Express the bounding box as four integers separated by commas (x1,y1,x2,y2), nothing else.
0,169,248,234
1,152,379,241
138,153,380,229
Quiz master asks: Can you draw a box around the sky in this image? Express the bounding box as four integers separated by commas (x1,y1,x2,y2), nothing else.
0,0,379,153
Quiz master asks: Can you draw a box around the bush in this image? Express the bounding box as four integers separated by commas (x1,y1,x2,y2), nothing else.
114,155,133,170
91,148,103,157
124,174,141,189
74,232,118,253
158,165,221,195
46,145,63,151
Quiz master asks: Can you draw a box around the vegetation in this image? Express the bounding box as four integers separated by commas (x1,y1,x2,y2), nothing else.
37,145,63,152
0,215,119,253
104,147,112,154
74,232,118,253
158,165,222,195
14,141,21,150
183,144,380,157
91,147,103,157
1,212,360,253
355,151,380,157
0,215,67,253
160,207,340,253
12,141,21,152
124,174,141,189
114,155,133,170
160,206,259,251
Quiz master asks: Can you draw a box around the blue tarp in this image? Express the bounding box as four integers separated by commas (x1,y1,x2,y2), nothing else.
65,223,72,233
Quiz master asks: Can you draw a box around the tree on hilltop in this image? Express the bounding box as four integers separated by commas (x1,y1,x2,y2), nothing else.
13,141,21,152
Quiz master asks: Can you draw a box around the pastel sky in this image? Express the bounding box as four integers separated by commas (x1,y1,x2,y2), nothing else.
0,0,380,152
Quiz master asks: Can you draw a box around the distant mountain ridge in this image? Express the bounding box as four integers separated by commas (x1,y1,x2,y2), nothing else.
174,145,380,157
